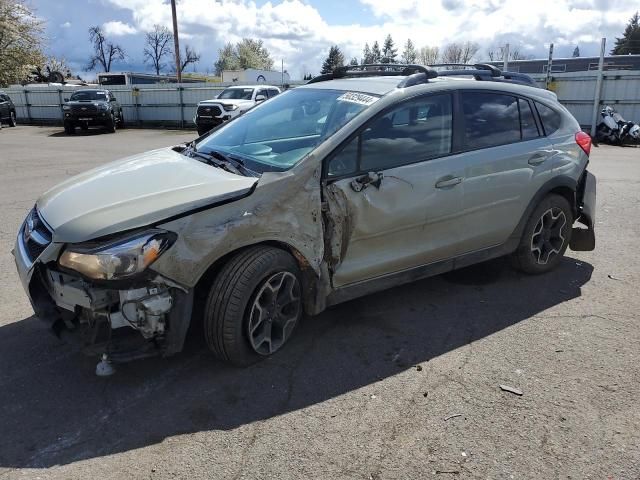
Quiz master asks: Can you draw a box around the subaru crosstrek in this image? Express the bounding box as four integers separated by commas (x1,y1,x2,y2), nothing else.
13,64,596,368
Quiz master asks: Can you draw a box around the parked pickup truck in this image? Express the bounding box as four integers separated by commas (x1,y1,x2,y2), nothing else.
194,85,280,135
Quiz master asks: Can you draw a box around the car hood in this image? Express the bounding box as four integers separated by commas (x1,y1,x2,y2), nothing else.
200,98,253,107
37,148,257,243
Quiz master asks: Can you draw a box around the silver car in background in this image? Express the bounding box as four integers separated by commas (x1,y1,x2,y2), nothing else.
13,63,596,369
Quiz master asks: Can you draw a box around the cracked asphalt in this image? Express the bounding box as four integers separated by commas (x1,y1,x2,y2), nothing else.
0,126,639,479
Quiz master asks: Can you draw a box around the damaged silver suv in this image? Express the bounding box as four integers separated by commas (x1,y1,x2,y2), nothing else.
13,64,596,369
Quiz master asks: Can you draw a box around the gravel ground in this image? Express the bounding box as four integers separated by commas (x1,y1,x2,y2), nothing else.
0,126,638,479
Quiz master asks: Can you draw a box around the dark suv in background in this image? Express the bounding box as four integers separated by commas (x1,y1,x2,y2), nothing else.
63,89,123,134
0,92,17,128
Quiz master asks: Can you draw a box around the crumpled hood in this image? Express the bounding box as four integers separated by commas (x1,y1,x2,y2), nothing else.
37,148,257,243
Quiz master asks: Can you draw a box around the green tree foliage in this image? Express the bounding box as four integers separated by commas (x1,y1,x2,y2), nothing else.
572,45,580,57
382,34,397,63
612,12,640,55
371,41,382,63
349,57,359,66
402,38,417,63
0,0,45,86
214,38,274,76
321,45,345,74
362,43,372,64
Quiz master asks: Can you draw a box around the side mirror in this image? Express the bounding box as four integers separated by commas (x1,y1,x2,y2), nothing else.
255,94,267,102
64,97,69,102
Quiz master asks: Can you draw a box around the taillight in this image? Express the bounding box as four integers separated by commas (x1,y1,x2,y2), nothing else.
575,131,592,156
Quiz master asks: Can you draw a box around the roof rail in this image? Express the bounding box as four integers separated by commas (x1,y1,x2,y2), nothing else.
306,63,438,84
431,63,502,77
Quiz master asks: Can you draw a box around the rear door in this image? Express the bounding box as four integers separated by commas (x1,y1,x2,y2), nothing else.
324,93,470,288
455,91,555,253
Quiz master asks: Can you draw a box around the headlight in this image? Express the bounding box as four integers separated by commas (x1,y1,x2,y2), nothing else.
62,105,70,111
59,230,176,281
222,104,238,111
98,103,109,111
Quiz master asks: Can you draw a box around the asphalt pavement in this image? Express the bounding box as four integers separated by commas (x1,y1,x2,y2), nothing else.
0,125,638,479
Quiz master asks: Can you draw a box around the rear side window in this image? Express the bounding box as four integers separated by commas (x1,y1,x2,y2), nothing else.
535,102,562,136
267,89,279,98
461,92,520,149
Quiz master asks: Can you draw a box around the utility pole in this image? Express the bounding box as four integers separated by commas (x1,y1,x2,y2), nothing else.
171,0,182,83
503,43,509,72
545,43,554,90
590,38,606,138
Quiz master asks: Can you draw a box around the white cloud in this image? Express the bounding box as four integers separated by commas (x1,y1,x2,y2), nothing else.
103,0,634,78
60,21,71,28
102,20,138,36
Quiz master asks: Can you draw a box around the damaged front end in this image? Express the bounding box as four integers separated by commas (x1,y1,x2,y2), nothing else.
14,209,193,363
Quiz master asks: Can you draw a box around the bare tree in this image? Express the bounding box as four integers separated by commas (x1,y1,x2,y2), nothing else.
144,24,173,75
180,44,201,72
486,45,531,62
86,26,125,72
442,41,479,64
418,45,439,65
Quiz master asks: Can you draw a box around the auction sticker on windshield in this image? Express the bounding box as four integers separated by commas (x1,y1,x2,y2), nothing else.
337,92,378,106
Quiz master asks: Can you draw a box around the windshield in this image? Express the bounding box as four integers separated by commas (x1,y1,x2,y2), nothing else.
69,90,108,101
218,88,254,100
196,88,377,172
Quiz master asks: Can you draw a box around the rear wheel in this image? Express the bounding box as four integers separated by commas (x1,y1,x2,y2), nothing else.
204,246,302,366
8,111,17,127
511,194,573,274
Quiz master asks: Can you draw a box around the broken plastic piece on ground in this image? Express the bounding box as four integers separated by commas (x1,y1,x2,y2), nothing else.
444,413,462,421
499,384,523,396
96,353,115,376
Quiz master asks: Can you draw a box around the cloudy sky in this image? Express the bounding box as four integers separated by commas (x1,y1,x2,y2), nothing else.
34,0,635,79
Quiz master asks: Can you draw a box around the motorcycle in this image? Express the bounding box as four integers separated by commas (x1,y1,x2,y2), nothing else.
596,105,640,145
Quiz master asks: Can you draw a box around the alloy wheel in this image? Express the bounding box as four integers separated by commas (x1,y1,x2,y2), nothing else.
530,207,567,265
247,271,301,355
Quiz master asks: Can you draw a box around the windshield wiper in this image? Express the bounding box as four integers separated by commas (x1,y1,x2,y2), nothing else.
185,146,256,177
208,149,257,177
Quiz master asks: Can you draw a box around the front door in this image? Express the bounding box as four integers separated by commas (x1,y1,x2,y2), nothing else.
324,93,468,288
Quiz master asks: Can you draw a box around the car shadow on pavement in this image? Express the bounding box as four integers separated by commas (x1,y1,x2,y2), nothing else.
0,256,593,469
48,129,111,137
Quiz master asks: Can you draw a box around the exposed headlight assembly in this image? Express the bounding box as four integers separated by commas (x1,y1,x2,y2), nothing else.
59,230,176,281
222,104,238,111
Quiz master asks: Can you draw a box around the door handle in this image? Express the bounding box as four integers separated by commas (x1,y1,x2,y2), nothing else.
435,176,462,188
528,152,548,166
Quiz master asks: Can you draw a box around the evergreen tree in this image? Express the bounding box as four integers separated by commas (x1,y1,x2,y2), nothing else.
371,41,382,63
402,38,417,63
381,34,397,63
612,12,640,55
321,45,345,74
362,43,372,64
349,57,359,66
572,45,580,57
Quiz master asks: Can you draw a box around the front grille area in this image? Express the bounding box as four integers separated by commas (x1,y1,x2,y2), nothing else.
70,104,98,115
21,209,52,263
197,105,222,117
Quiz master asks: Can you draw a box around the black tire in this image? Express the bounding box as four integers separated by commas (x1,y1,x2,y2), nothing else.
64,122,75,134
511,194,573,274
106,114,116,133
8,111,17,127
197,127,209,137
118,112,125,128
204,246,303,366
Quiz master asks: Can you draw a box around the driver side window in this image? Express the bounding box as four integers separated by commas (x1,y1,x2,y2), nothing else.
327,93,453,176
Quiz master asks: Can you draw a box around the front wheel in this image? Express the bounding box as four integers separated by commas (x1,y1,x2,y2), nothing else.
511,194,573,274
9,111,17,127
106,113,117,133
64,122,75,135
204,246,303,366
197,127,209,136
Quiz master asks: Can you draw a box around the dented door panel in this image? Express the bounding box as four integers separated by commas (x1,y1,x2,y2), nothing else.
327,155,467,288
